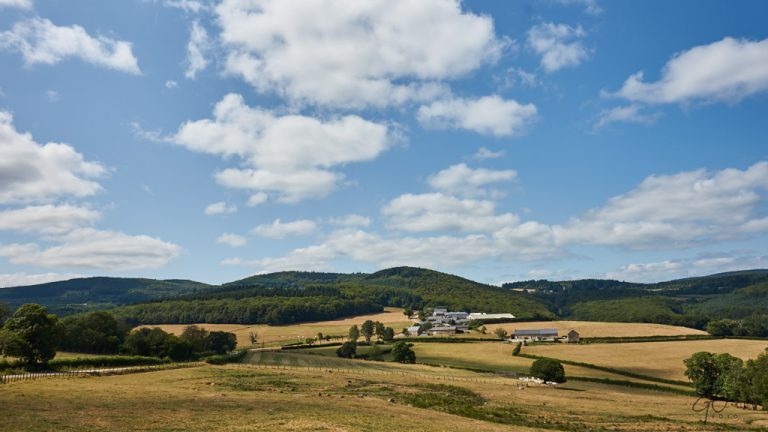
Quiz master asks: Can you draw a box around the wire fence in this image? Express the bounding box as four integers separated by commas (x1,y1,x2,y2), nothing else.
0,362,203,385
230,361,537,387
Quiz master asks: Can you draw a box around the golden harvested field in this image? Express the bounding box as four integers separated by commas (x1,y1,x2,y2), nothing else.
525,338,768,381
298,342,689,389
407,342,693,388
485,320,708,338
139,307,411,347
2,362,766,431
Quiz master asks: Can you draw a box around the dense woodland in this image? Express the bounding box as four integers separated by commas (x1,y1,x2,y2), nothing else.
107,267,554,325
2,267,768,329
505,270,768,333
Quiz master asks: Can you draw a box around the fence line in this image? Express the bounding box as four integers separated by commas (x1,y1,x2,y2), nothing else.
0,362,203,385
231,362,535,387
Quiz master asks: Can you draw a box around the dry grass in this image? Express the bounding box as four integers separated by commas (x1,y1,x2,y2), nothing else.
485,320,707,338
408,342,694,388
525,338,768,381
2,362,766,431
139,307,411,347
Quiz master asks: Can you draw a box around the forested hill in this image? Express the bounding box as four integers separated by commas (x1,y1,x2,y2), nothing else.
0,277,214,315
222,266,553,317
117,266,555,325
505,269,768,328
4,267,768,327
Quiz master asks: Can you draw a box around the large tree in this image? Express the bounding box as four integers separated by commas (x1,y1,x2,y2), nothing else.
392,341,416,364
348,325,360,341
684,352,721,399
60,311,127,354
180,325,209,352
0,304,61,366
206,331,237,354
360,320,374,344
530,358,566,383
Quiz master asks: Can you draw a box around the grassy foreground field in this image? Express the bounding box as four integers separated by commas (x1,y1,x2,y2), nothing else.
2,361,767,431
139,307,411,347
485,320,708,338
524,338,768,381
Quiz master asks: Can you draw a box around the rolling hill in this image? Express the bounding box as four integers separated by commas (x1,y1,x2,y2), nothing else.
0,277,214,315
2,267,767,328
110,267,555,325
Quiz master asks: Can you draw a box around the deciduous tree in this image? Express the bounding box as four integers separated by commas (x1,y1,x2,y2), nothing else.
0,304,61,366
530,358,566,383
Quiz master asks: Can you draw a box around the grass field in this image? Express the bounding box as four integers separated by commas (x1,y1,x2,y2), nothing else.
524,338,768,381
139,307,411,347
485,320,708,338
295,342,691,390
2,362,767,431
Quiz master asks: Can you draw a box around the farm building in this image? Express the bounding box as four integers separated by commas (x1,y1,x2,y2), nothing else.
567,330,580,343
427,325,457,336
467,312,516,320
406,326,421,336
512,328,559,342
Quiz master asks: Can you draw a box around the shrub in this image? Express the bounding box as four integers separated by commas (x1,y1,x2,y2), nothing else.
336,341,357,358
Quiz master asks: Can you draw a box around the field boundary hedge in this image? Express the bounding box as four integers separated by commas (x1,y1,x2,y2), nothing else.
517,353,692,387
579,335,716,344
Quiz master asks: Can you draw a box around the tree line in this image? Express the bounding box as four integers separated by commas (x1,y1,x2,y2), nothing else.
684,349,768,409
336,320,415,363
112,296,381,325
0,303,236,367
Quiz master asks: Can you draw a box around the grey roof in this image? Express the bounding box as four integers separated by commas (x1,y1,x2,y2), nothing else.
513,329,558,336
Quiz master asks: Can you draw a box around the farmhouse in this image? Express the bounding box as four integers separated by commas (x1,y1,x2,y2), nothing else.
566,329,580,343
467,312,516,320
512,328,559,342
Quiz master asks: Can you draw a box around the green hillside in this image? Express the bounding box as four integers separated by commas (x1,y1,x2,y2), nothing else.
0,277,214,315
110,267,554,325
3,267,767,328
507,270,768,329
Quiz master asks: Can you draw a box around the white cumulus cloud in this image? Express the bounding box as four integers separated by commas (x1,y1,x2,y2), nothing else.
383,193,519,233
329,214,372,228
251,219,317,239
204,201,237,215
428,163,517,197
215,0,504,108
0,18,141,74
417,95,537,137
216,233,247,247
185,20,210,79
172,93,390,203
0,205,101,234
612,37,768,105
0,0,32,10
557,161,768,248
593,104,661,130
0,228,180,271
527,22,589,73
0,111,106,204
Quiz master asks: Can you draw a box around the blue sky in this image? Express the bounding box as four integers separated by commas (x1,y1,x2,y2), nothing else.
0,0,767,287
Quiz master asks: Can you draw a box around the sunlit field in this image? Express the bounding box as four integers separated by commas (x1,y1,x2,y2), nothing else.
2,362,766,431
485,320,708,338
524,338,768,381
138,307,411,347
